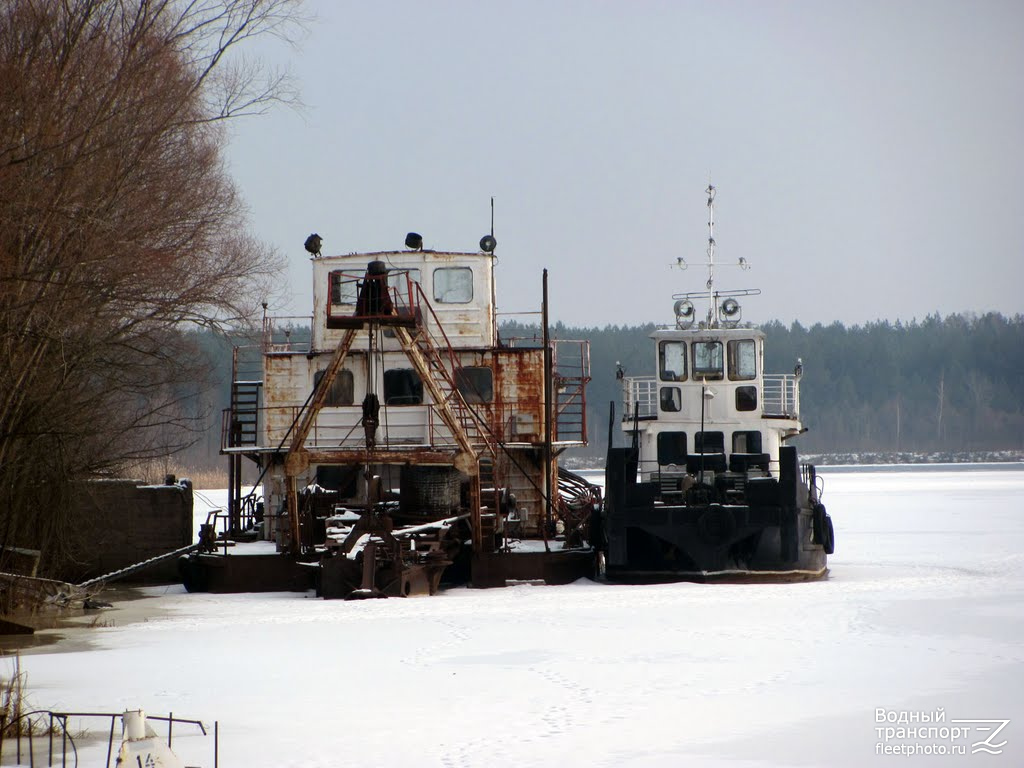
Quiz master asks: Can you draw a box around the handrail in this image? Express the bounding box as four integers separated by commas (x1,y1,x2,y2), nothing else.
0,709,216,768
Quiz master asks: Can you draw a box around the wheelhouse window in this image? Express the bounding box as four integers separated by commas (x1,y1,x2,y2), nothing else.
388,268,420,289
732,430,763,453
659,341,687,382
657,431,687,465
455,366,493,404
736,385,757,412
692,341,724,380
383,369,423,405
695,431,724,453
387,268,420,299
660,387,681,413
313,369,354,406
433,267,473,304
728,339,756,380
329,271,358,305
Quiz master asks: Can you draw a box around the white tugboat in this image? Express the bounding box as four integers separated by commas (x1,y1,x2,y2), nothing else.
600,186,834,580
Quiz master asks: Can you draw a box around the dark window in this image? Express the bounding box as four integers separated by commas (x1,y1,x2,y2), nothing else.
660,387,682,412
313,369,354,406
659,341,687,381
383,369,423,405
695,431,724,453
433,267,473,303
692,341,724,380
329,271,358,305
728,339,756,380
315,465,358,496
736,385,757,411
732,430,763,453
657,431,687,465
455,366,493,403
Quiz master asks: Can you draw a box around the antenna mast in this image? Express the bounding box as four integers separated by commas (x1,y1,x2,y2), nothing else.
706,183,716,323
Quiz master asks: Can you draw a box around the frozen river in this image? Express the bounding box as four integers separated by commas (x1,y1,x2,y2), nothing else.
7,465,1024,767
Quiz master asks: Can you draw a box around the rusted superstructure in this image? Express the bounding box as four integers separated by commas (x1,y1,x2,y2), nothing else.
184,242,596,597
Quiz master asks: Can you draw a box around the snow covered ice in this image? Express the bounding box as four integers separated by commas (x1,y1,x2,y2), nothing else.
7,466,1023,767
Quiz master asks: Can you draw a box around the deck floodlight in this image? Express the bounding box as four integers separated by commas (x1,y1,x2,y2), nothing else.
480,234,497,253
674,299,695,330
721,298,740,317
304,233,322,257
405,232,423,250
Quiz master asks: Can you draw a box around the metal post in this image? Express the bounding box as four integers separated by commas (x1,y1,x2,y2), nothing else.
607,400,615,452
700,385,706,481
106,715,116,768
214,721,219,768
542,269,553,549
168,712,173,748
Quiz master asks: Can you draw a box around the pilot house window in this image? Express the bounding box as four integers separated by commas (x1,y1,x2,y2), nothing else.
329,271,358,305
695,431,725,453
433,267,473,304
657,431,687,465
736,385,757,412
455,366,493,403
387,268,421,305
383,369,423,405
313,369,354,406
728,339,756,380
659,341,687,381
732,430,763,453
692,341,724,380
660,387,682,412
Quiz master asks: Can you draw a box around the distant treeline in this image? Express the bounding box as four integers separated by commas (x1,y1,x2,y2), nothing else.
181,312,1024,467
509,312,1024,457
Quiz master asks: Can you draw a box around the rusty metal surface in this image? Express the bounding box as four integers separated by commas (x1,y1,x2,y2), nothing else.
213,249,599,594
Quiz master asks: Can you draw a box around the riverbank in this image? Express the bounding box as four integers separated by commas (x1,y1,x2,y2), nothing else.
0,585,176,657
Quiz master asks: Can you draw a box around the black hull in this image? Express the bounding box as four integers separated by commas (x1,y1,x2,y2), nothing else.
601,444,831,582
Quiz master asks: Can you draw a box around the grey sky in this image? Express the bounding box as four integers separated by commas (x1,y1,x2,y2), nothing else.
226,0,1024,328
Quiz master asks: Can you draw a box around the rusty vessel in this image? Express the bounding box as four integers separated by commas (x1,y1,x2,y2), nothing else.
180,231,598,597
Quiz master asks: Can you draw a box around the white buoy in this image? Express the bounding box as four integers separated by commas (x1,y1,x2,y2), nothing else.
116,708,186,768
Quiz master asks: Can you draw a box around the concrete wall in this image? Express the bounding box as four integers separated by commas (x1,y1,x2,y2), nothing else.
60,479,193,583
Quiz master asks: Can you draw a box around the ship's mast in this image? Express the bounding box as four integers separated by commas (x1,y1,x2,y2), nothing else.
705,183,716,326
671,184,757,331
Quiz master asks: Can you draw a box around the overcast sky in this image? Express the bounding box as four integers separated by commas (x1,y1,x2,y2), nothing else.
225,0,1024,328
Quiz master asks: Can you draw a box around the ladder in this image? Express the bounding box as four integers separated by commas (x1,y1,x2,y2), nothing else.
229,381,261,447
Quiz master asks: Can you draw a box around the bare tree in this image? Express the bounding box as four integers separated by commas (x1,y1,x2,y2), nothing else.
0,0,303,575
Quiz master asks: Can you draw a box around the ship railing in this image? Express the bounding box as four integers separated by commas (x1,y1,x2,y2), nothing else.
552,339,590,443
230,342,263,383
622,376,658,420
221,395,592,454
262,315,314,353
0,709,216,768
763,374,800,418
325,269,421,328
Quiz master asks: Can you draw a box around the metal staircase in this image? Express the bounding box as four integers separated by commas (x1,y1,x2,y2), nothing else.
553,343,590,443
228,381,261,447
